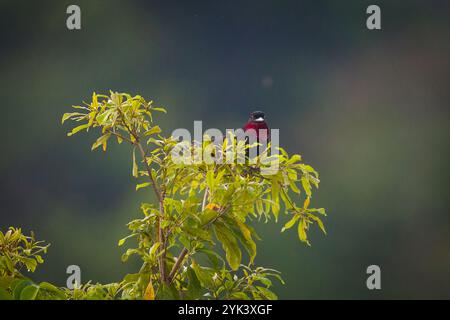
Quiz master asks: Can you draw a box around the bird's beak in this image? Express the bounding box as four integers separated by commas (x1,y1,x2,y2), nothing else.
254,117,264,122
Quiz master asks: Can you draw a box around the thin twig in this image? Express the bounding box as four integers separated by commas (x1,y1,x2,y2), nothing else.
107,130,134,145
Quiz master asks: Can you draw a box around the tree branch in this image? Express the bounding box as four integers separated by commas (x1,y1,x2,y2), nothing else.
118,105,166,283
167,247,188,284
135,141,166,282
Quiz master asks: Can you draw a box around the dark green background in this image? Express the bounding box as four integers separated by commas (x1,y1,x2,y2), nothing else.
1,0,449,299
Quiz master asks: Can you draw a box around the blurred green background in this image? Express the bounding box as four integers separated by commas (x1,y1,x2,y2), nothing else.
1,0,449,299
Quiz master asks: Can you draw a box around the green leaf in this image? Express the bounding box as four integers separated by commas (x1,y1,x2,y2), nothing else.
95,110,111,124
233,219,257,264
191,260,214,288
22,257,38,272
152,107,167,113
289,180,301,194
287,154,302,164
20,285,40,300
122,273,140,284
301,176,312,197
256,199,264,215
144,125,161,136
156,282,179,300
67,123,90,136
186,267,202,299
279,188,292,210
301,164,318,175
297,218,310,246
0,276,14,289
117,234,136,246
0,288,12,300
230,292,249,300
255,275,272,287
91,133,111,151
206,169,215,190
136,182,151,191
271,183,280,220
118,239,126,247
214,223,241,271
309,214,327,235
256,286,277,300
35,255,44,264
121,249,140,262
13,280,33,299
38,282,65,299
196,248,223,268
281,215,300,232
61,112,84,124
149,242,161,258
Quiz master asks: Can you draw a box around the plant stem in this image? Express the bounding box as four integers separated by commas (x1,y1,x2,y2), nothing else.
136,141,166,283
96,102,178,283
135,142,162,203
107,130,134,145
128,125,166,283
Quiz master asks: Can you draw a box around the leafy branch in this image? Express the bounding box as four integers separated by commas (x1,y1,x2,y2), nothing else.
61,91,327,299
0,90,327,300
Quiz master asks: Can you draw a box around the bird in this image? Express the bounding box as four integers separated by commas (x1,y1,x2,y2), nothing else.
242,111,270,160
243,111,269,142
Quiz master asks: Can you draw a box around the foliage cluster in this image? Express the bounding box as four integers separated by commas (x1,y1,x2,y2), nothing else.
0,92,326,300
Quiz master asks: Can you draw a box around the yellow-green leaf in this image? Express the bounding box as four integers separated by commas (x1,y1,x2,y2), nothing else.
271,183,280,220
152,107,167,113
149,242,161,258
281,215,300,232
67,123,90,136
214,223,241,270
301,176,312,197
309,214,327,235
289,180,301,194
287,154,302,164
234,219,256,264
61,112,84,124
136,182,151,191
144,125,161,136
20,285,39,300
91,133,111,151
298,218,310,246
206,170,215,190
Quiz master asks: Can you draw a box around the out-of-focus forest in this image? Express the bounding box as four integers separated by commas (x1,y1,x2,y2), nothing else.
0,0,448,299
